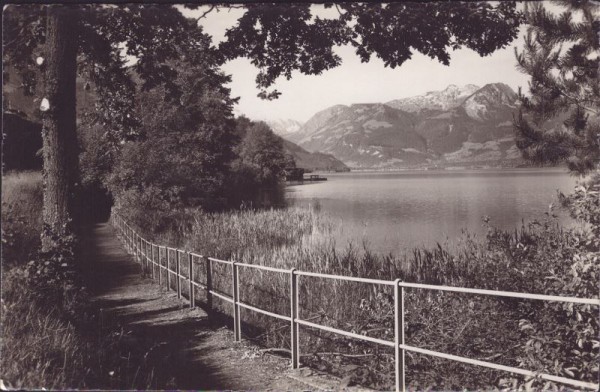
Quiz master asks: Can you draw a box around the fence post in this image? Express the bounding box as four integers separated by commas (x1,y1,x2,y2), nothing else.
158,247,163,286
176,250,181,299
147,241,151,274
135,234,139,263
290,268,300,369
146,241,150,274
138,235,142,268
151,244,155,280
206,256,213,313
188,253,195,308
232,262,241,342
140,238,144,264
141,239,145,273
141,239,144,271
140,237,143,265
166,249,171,291
394,279,405,392
143,240,147,273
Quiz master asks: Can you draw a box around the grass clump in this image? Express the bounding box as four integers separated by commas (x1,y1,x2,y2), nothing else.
1,268,89,389
1,171,43,267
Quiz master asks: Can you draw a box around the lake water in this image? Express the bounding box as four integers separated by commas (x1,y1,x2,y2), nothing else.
286,169,579,254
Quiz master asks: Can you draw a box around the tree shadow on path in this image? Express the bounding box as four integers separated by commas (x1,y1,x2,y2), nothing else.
81,222,238,390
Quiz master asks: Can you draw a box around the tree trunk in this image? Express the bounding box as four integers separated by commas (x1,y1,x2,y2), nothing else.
41,6,79,252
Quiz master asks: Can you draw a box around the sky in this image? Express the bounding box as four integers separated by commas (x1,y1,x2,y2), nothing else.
181,4,532,123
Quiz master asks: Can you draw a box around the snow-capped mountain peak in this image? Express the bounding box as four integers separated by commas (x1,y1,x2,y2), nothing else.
461,83,518,121
386,84,480,113
264,118,303,136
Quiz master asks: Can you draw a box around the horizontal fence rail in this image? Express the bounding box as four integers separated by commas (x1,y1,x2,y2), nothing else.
110,214,600,391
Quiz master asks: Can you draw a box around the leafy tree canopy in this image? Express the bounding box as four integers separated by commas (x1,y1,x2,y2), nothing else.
107,57,237,214
3,4,218,144
233,118,289,186
514,0,599,175
219,2,522,99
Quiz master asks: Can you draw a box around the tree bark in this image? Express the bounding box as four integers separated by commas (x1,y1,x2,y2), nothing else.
41,6,79,252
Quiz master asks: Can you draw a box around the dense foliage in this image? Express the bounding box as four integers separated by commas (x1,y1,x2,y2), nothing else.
98,66,291,228
108,60,237,215
233,118,291,186
514,0,599,175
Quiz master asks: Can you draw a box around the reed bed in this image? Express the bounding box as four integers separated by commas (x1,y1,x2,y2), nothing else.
123,203,598,390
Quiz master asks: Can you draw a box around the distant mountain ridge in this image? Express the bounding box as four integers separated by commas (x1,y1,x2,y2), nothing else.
284,83,523,169
281,139,348,172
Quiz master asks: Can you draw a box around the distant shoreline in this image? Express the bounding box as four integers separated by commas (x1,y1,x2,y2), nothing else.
309,165,570,174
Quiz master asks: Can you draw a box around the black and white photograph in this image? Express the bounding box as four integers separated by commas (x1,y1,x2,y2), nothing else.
1,1,599,390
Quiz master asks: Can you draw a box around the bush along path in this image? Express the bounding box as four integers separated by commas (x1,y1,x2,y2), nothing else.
84,222,371,391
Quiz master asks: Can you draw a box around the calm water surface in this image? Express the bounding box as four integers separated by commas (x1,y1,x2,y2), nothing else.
286,169,579,254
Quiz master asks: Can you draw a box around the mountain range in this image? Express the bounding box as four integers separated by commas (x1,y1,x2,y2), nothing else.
281,139,348,172
282,83,524,169
266,118,349,171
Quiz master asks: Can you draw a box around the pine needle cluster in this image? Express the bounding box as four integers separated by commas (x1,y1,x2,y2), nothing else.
515,0,599,175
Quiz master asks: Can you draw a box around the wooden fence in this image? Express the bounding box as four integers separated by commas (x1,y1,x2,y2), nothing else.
111,214,600,392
